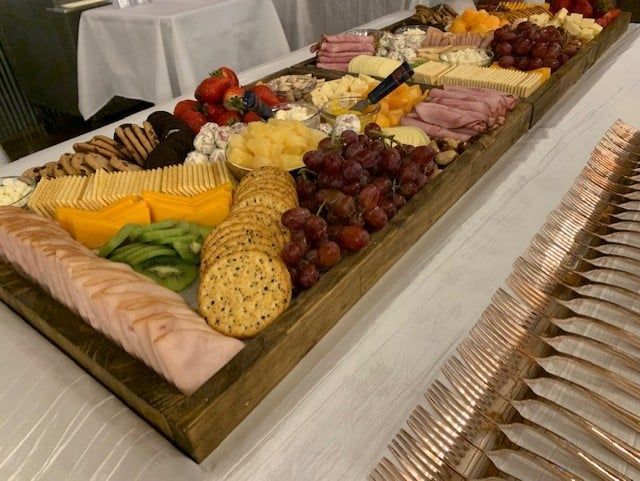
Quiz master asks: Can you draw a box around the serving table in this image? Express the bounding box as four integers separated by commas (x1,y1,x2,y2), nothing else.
77,0,290,119
0,7,638,480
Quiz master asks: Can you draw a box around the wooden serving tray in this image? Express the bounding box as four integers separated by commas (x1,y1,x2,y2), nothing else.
294,13,630,128
0,101,531,461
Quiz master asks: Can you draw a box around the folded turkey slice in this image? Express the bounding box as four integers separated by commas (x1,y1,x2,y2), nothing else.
0,207,244,395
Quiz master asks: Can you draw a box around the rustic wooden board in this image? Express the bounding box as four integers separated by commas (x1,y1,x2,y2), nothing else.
0,102,531,462
525,12,630,126
617,1,640,23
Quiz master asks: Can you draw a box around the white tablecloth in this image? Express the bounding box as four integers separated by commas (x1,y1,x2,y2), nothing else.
272,0,414,50
1,10,639,480
77,0,290,119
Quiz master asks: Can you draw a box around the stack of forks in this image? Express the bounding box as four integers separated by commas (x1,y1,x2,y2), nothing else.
370,120,640,481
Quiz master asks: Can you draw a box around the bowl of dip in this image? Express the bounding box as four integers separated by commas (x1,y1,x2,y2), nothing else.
0,176,36,208
439,47,493,67
320,95,380,133
272,102,320,128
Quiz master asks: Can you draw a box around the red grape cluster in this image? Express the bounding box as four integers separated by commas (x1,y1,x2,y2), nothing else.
491,21,580,72
281,123,438,291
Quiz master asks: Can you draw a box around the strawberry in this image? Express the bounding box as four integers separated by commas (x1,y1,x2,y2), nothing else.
173,99,200,120
195,73,230,104
250,84,281,107
572,0,593,17
181,110,207,134
243,111,262,123
215,110,242,126
595,0,616,16
222,86,245,112
203,102,225,123
551,0,574,12
212,67,239,88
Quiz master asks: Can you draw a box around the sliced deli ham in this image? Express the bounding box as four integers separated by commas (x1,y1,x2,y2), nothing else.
319,42,375,54
0,207,244,394
414,102,488,130
400,117,474,142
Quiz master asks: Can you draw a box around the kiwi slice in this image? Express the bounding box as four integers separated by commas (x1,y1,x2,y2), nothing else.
133,256,197,292
109,242,152,262
172,241,198,264
155,233,199,246
98,224,142,257
138,226,193,243
126,245,177,266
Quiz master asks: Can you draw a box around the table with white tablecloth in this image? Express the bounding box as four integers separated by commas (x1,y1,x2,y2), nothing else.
0,7,639,480
272,0,413,50
77,0,290,119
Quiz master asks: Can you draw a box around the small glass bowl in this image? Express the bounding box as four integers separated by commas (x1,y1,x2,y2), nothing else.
345,28,383,40
439,48,494,67
271,102,320,129
266,75,318,103
320,95,380,133
0,176,36,208
394,25,430,35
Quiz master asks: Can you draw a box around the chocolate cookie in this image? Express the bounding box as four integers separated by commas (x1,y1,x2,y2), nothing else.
115,126,143,165
143,121,159,147
84,153,112,172
133,124,153,155
109,157,142,172
145,144,182,169
59,153,79,175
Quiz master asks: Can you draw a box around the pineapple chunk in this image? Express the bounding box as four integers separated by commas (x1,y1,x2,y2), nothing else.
247,137,271,157
228,148,254,167
228,134,246,151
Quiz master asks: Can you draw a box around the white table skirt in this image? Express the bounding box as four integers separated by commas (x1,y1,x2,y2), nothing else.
1,12,639,480
77,0,290,119
272,0,414,50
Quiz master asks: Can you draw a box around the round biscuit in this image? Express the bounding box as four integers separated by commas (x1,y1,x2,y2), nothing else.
199,250,291,338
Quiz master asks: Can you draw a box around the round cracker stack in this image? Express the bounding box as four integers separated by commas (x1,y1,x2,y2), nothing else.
199,167,297,338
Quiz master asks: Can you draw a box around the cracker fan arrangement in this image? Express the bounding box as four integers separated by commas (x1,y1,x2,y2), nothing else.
370,119,640,481
0,1,631,464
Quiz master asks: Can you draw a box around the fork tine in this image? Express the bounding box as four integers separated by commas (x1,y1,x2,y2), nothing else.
389,441,430,481
396,430,447,481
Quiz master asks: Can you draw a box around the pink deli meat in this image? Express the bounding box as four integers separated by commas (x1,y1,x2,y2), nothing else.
400,117,474,142
0,207,244,394
322,33,375,44
414,102,488,131
319,42,375,53
428,96,497,126
443,86,517,111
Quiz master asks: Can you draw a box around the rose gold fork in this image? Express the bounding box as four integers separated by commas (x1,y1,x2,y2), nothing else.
463,325,640,431
427,380,632,481
442,349,640,473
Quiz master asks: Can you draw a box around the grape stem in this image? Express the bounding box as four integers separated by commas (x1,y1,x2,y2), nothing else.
316,201,327,217
369,131,400,147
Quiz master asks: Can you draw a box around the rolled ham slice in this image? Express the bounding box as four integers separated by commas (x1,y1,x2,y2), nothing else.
414,102,488,131
429,96,497,126
320,42,375,54
0,207,244,395
400,117,474,142
443,86,517,111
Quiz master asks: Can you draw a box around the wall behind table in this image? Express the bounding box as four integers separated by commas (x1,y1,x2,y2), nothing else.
273,0,413,50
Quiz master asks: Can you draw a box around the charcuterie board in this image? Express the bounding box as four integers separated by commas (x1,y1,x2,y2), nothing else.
0,3,631,465
0,100,531,462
